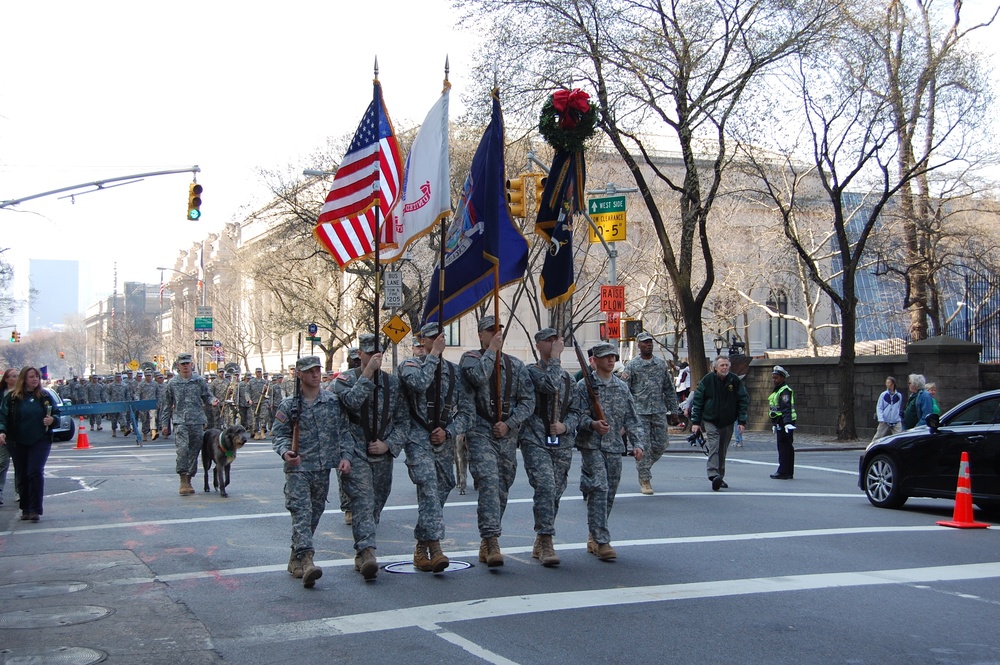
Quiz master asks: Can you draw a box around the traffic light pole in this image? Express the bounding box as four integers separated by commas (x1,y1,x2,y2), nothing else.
1,166,201,209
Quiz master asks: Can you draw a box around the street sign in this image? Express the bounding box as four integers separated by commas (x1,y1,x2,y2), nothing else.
305,336,322,343
381,313,410,344
600,285,626,313
308,323,318,335
588,195,626,215
127,359,140,371
384,271,403,308
588,195,628,243
213,340,222,348
211,349,225,361
195,339,216,347
606,312,621,339
194,317,213,332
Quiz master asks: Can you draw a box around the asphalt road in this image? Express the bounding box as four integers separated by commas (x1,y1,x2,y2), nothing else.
1,427,998,665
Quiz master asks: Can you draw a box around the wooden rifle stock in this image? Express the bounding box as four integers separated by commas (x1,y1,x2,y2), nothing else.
573,342,606,422
291,332,302,455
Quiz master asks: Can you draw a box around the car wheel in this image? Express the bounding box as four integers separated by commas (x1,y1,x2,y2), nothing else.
863,454,907,508
54,420,76,442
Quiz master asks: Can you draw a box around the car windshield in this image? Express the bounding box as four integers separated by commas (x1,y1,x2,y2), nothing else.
944,396,1000,426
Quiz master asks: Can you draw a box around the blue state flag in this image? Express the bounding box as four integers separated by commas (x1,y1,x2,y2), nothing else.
423,91,529,326
535,149,585,307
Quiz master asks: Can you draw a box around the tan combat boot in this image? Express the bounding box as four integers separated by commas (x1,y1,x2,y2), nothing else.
596,542,617,561
287,549,303,578
639,479,654,495
485,536,504,567
427,541,450,573
479,538,489,563
532,535,543,560
151,430,158,441
300,551,322,588
538,534,560,567
179,474,195,496
355,547,378,580
413,541,433,572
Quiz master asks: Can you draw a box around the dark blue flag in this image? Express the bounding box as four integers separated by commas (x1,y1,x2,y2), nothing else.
535,149,585,307
423,91,529,326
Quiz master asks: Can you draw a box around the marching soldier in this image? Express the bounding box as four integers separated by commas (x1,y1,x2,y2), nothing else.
622,331,679,495
158,354,218,496
333,334,409,580
85,375,105,432
107,374,130,437
137,372,158,442
152,373,167,438
520,328,581,567
209,372,229,429
460,316,535,567
768,366,797,479
575,342,647,561
398,322,474,573
272,356,352,588
237,373,253,430
249,368,267,439
264,374,281,435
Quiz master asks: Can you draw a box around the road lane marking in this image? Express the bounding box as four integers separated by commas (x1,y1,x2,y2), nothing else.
424,624,522,665
102,525,953,586
212,561,1000,647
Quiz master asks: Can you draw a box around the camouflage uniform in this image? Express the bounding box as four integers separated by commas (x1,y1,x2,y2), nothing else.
521,340,580,538
249,371,267,436
575,344,647,547
237,376,253,430
460,321,535,541
334,358,409,555
107,376,131,434
85,378,105,430
153,374,167,433
158,361,214,477
70,379,87,408
209,374,229,430
272,374,350,560
137,375,158,439
267,377,283,434
398,348,473,542
623,341,679,486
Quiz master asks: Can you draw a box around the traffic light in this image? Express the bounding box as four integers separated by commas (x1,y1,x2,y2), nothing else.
187,182,203,220
534,176,547,207
506,177,526,217
8,331,14,343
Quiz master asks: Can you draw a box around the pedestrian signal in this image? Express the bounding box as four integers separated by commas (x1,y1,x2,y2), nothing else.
623,319,643,341
187,182,203,220
506,177,526,218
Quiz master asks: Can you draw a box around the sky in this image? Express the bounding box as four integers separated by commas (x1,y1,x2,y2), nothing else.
0,0,476,329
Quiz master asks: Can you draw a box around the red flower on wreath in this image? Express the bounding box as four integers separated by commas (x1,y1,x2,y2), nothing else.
552,89,591,129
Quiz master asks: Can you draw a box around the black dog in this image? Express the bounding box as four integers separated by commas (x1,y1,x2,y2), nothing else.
202,425,248,498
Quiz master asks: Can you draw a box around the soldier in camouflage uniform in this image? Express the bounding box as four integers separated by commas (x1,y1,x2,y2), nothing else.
70,377,87,409
398,322,474,572
249,368,267,439
623,331,679,495
237,373,253,431
208,372,228,430
266,374,282,435
152,373,167,438
272,355,352,588
333,334,409,580
158,354,218,496
460,316,535,567
520,328,581,567
85,375,105,431
137,372,158,442
575,342,647,561
334,349,359,524
106,374,130,437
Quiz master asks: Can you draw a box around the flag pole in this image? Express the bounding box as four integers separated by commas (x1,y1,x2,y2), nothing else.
434,56,449,429
492,82,503,425
372,56,382,440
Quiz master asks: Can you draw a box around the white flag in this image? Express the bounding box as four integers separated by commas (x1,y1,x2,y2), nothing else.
380,85,451,262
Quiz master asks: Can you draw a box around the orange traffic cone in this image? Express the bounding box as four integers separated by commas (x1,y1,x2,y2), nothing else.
937,452,988,529
75,416,90,449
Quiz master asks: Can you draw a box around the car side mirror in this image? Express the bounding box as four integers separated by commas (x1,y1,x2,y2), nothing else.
926,413,940,432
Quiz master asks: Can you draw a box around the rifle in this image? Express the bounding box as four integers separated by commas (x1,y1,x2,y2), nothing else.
573,342,606,422
291,333,302,457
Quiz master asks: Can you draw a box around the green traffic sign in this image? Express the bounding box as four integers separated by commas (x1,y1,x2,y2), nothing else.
588,195,626,215
305,336,322,342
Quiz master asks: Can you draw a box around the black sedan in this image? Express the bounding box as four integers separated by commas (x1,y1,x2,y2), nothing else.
859,389,1000,516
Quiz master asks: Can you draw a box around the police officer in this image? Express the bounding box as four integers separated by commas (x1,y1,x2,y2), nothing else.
333,334,409,580
575,342,646,561
272,355,352,588
768,366,797,479
158,354,218,496
521,328,580,567
460,315,535,567
623,331,679,495
398,322,474,572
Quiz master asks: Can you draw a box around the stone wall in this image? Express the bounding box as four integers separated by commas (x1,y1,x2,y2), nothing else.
737,336,985,438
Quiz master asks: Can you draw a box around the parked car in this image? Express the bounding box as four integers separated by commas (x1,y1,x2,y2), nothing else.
44,387,77,442
859,389,1000,517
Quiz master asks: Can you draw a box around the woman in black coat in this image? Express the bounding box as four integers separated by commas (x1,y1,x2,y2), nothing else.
0,367,57,521
0,367,16,505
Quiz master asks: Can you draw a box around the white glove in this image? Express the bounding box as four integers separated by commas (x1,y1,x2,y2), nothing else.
772,425,779,433
784,424,796,433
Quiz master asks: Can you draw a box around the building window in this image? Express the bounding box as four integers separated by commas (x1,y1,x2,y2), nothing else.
767,291,788,349
444,320,461,347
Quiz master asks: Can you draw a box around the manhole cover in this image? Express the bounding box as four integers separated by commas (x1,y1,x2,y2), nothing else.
0,582,89,600
0,646,107,665
384,560,474,574
0,606,112,629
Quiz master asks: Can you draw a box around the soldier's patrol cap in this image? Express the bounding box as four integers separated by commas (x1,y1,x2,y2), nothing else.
242,373,250,379
358,334,381,353
418,323,443,338
591,343,619,359
137,371,144,376
772,365,789,377
295,355,322,372
347,347,360,360
114,373,122,378
154,373,163,378
636,332,654,342
263,372,269,377
411,336,424,348
477,316,503,332
255,368,262,373
533,327,558,342
175,353,193,364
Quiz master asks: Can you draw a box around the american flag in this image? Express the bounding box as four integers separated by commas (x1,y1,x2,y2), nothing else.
315,81,402,268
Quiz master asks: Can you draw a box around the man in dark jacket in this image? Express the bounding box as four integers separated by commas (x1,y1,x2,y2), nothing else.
690,356,750,491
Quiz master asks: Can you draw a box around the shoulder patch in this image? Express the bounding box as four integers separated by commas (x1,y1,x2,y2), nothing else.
274,410,287,423
336,374,352,382
403,359,419,367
